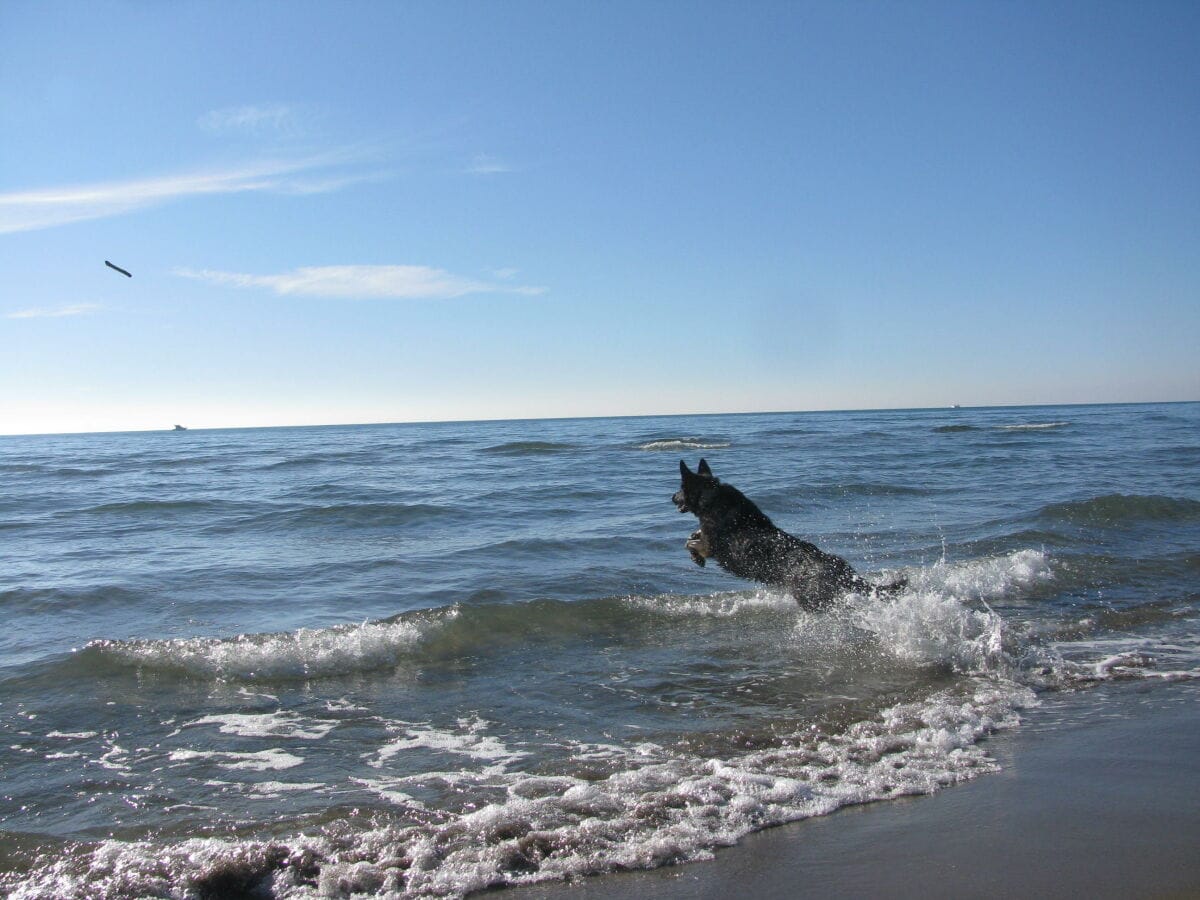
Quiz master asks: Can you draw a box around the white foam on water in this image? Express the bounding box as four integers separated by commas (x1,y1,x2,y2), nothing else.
249,781,326,796
96,744,132,774
4,680,1033,899
237,687,281,703
184,711,338,740
562,741,630,762
844,550,1056,677
635,439,732,451
326,697,367,712
849,588,1007,672
89,614,444,680
844,551,1199,688
168,748,305,771
350,776,426,808
369,717,529,774
1090,657,1200,681
625,589,797,618
910,548,1052,599
1052,627,1200,683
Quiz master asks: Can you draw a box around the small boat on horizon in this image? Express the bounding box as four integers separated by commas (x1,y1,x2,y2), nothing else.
173,424,187,431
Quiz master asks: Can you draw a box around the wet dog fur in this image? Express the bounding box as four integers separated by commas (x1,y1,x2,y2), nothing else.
673,459,904,609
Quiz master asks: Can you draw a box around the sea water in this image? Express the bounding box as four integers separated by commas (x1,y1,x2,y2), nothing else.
1,403,1197,897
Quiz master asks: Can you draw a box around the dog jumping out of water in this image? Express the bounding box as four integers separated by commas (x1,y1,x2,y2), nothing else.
673,459,906,609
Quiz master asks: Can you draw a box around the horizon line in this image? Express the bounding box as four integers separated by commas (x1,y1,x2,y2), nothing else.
1,398,1193,439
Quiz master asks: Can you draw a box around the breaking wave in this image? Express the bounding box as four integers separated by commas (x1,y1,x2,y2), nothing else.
634,438,731,451
4,682,1034,900
81,550,1057,685
997,421,1070,431
84,616,440,680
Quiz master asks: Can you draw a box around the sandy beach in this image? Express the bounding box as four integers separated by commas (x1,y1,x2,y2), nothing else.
509,679,1200,899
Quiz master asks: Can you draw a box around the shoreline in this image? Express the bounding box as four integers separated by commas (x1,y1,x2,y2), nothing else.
506,679,1200,899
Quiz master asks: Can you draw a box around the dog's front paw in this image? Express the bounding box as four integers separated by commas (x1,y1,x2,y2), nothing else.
686,529,711,567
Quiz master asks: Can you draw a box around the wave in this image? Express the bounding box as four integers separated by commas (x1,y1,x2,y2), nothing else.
928,421,1071,438
634,438,731,451
1,584,144,613
480,441,577,455
0,462,115,477
847,549,1055,676
83,615,441,680
233,502,459,531
70,499,226,517
80,550,1058,684
1039,493,1200,526
810,481,933,498
141,454,247,471
258,449,385,470
0,461,44,473
997,421,1070,431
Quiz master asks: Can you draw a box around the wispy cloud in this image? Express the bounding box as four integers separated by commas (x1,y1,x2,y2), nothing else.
273,170,394,195
175,265,545,300
0,152,378,234
198,104,303,136
466,154,513,175
5,303,101,320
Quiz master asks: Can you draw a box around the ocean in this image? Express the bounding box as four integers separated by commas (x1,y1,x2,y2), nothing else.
1,403,1197,898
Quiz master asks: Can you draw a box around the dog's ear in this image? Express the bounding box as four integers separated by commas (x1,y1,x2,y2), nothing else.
679,459,692,478
697,458,713,477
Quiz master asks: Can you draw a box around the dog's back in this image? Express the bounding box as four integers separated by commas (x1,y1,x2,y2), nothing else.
674,459,894,609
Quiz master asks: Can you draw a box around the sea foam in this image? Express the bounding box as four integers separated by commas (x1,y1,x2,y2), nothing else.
4,680,1033,899
848,550,1053,676
87,615,441,680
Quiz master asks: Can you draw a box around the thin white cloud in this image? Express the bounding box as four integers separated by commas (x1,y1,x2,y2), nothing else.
466,154,513,175
274,170,394,195
0,152,376,234
5,303,101,320
175,265,545,300
198,104,302,135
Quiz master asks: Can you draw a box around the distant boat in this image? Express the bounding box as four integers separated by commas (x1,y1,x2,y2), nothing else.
951,404,961,409
173,424,187,431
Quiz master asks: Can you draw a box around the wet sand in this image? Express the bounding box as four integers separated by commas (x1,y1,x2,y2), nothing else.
508,680,1200,899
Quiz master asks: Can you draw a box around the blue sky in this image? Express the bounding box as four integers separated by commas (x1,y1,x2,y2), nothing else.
2,1,1197,434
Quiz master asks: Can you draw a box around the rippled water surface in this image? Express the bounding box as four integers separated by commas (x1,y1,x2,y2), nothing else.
2,403,1198,897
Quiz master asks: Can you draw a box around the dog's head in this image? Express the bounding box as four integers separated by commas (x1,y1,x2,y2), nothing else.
673,458,718,514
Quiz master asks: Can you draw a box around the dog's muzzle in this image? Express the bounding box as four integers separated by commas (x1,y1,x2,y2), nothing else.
672,489,690,513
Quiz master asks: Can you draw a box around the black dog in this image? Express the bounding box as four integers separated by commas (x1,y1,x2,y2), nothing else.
673,459,905,609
